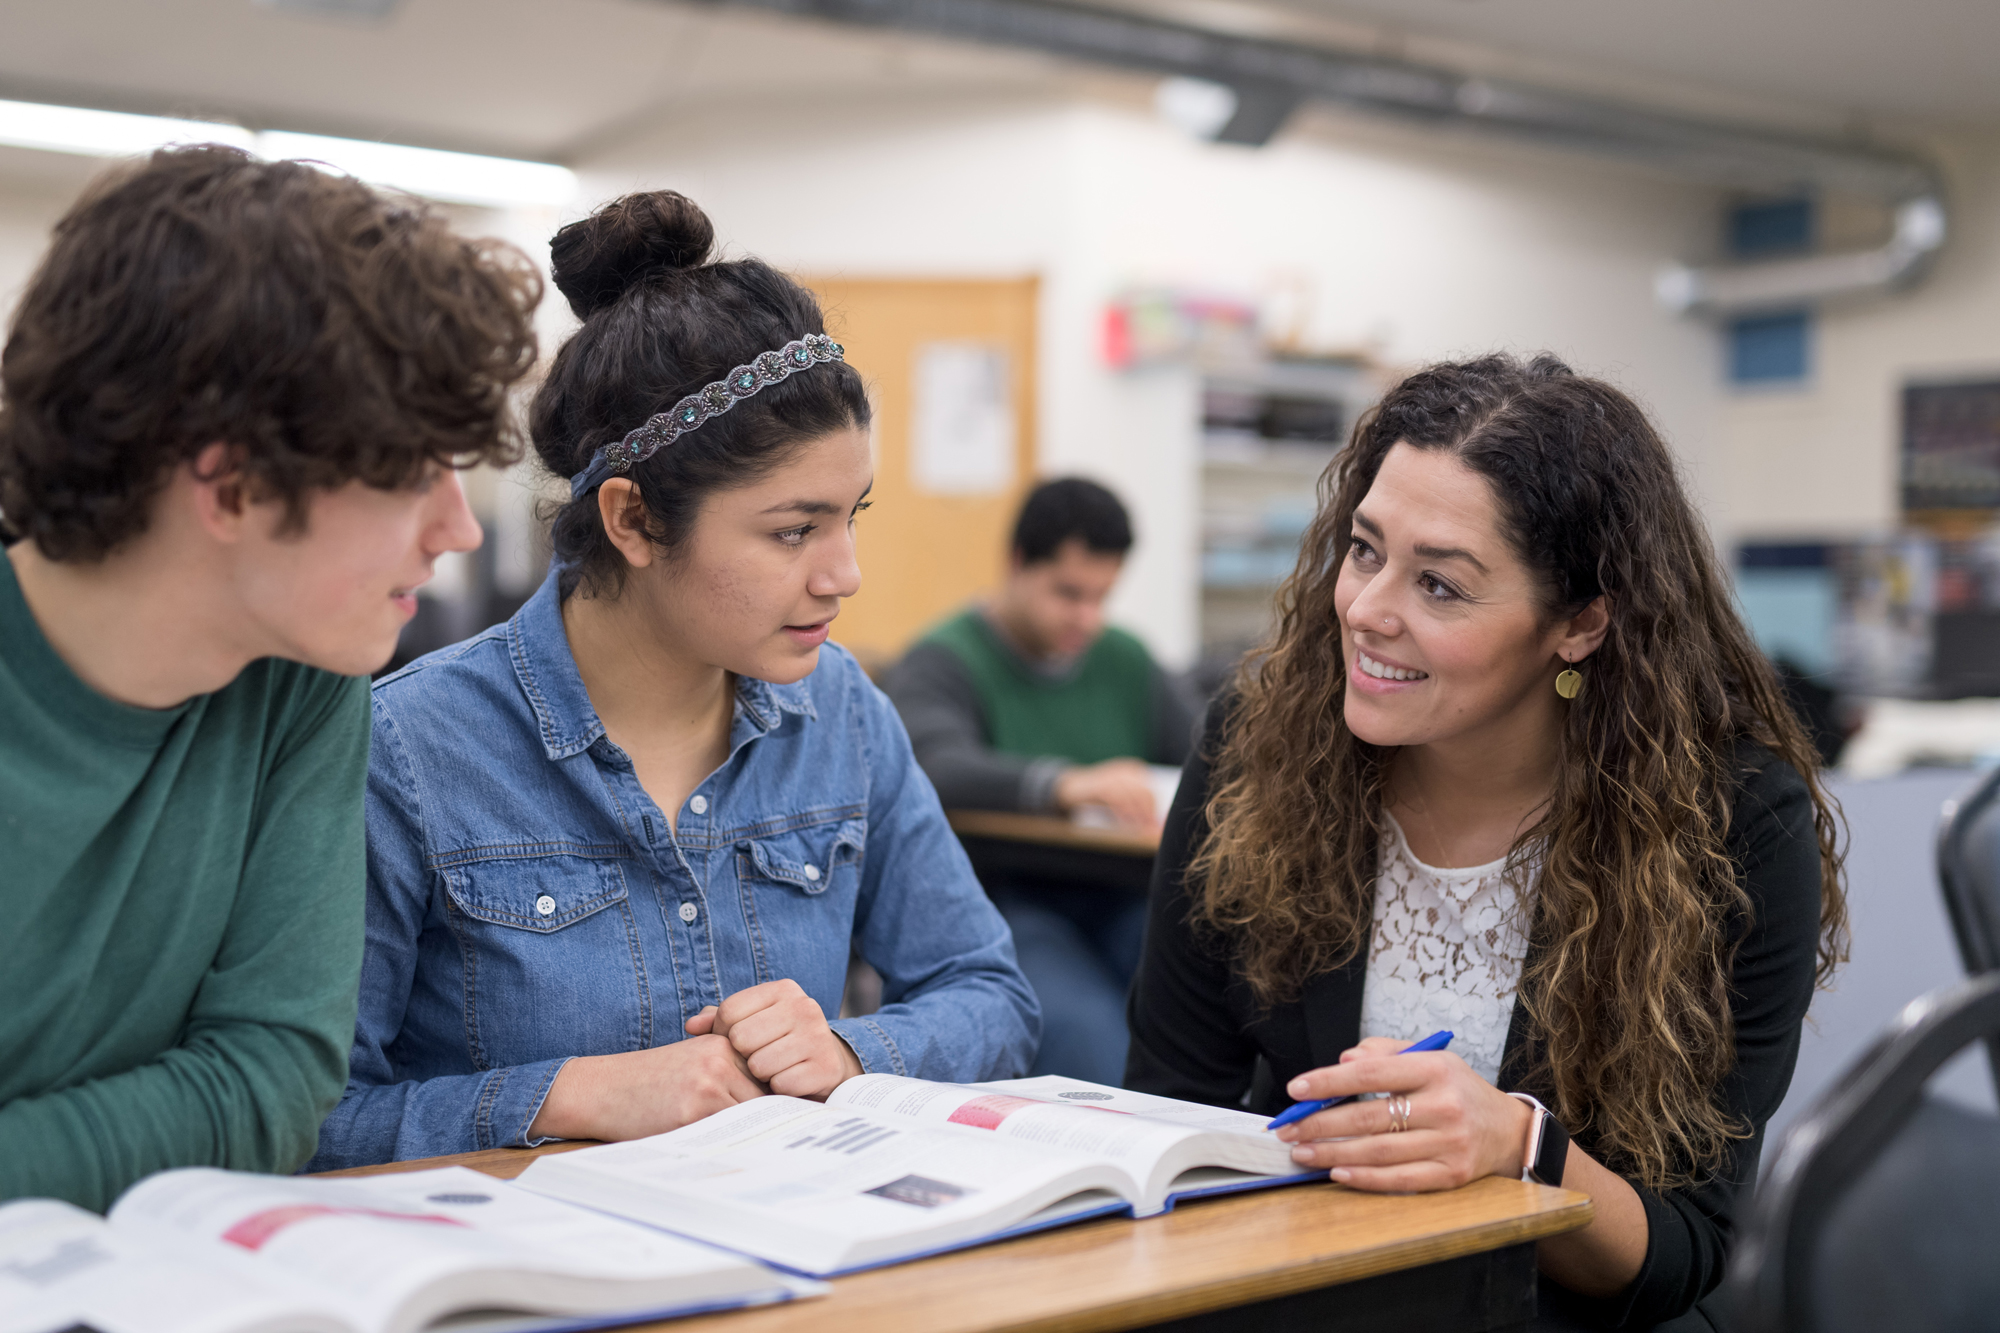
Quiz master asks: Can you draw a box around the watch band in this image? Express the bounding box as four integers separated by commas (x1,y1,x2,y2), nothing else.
1505,1092,1569,1187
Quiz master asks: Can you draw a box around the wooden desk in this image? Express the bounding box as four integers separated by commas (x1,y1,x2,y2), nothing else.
327,1145,1590,1332
947,811,1161,859
946,811,1159,895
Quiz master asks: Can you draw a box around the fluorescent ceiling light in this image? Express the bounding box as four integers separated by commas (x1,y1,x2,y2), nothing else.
0,98,254,158
0,98,575,209
258,131,576,208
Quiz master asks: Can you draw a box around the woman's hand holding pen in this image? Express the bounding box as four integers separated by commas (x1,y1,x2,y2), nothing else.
688,978,865,1100
1273,1037,1533,1193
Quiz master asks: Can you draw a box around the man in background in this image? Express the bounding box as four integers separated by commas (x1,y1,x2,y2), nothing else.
888,477,1196,1085
0,145,539,1208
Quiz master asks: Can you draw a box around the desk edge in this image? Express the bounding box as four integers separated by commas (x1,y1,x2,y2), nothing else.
981,1192,1594,1333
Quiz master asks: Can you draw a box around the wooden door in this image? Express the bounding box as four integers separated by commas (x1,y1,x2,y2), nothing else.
807,276,1038,669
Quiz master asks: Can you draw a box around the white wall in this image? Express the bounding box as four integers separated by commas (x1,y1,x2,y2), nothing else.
1714,129,2000,546
0,152,97,332
576,92,1723,666
0,86,1987,662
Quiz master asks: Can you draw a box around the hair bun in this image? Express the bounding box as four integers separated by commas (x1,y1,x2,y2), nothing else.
550,191,715,319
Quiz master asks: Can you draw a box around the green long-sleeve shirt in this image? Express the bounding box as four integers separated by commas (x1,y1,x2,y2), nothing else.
0,556,370,1210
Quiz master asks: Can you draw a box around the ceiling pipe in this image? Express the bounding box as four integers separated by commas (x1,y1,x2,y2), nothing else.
676,0,1946,313
1657,196,1947,316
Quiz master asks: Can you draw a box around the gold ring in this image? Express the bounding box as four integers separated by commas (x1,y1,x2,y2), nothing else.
1387,1094,1412,1133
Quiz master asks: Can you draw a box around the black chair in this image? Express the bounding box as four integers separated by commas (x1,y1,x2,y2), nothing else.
1935,765,2000,1100
1938,764,2000,974
1725,973,2000,1333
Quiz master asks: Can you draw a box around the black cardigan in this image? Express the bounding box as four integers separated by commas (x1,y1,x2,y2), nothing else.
1124,703,1826,1331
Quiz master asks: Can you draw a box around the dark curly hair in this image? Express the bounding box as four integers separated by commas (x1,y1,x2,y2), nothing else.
0,144,542,561
531,190,871,600
1190,353,1847,1191
1012,476,1133,565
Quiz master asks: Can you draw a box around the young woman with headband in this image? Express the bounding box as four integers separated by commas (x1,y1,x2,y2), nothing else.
311,191,1038,1167
1125,355,1846,1329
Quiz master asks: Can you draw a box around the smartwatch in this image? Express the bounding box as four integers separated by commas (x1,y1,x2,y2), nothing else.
1506,1093,1569,1187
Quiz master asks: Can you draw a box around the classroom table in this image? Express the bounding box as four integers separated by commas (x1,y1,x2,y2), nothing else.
946,810,1159,894
324,1144,1592,1332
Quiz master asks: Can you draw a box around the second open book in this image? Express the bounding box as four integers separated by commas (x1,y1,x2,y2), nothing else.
516,1074,1318,1276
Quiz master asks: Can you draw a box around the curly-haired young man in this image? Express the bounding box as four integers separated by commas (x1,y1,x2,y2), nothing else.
0,145,541,1208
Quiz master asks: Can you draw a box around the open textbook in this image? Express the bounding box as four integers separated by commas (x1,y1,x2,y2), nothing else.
516,1074,1318,1276
0,1166,819,1333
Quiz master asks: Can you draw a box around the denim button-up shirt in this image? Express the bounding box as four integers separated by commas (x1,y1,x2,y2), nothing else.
308,573,1039,1169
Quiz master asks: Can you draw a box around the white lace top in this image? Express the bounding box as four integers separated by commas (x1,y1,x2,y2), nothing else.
1357,815,1537,1086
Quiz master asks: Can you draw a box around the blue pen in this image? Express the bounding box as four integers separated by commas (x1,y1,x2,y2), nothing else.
1265,1029,1455,1131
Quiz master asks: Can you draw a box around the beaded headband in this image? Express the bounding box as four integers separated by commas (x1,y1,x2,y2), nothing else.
568,332,846,501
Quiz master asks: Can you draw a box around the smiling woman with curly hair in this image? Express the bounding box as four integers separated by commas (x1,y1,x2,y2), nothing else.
1126,353,1845,1331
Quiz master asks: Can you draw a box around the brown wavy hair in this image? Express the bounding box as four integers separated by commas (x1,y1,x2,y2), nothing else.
1189,353,1846,1190
0,144,541,561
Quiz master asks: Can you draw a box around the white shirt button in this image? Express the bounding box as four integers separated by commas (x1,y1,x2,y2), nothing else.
803,864,821,882
678,901,699,924
535,895,556,917
688,795,709,815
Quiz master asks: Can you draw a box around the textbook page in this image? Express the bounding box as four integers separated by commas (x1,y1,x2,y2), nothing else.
110,1166,809,1333
516,1096,1134,1276
827,1074,1304,1214
971,1075,1284,1136
0,1198,337,1333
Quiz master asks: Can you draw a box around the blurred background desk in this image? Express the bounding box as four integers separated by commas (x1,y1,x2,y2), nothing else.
946,810,1160,895
325,1144,1591,1332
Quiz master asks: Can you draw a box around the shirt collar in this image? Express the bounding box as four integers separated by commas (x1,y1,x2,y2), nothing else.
736,672,818,731
0,554,194,751
509,569,817,761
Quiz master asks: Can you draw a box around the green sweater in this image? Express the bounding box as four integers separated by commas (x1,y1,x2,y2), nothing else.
921,608,1157,763
888,608,1198,816
0,557,370,1210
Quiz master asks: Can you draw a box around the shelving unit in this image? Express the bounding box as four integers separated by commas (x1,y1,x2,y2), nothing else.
1198,356,1377,665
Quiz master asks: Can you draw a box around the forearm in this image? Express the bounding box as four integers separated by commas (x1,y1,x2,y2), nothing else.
517,1035,765,1143
854,688,1042,1079
835,967,1039,1082
901,705,1055,812
1281,1049,1650,1306
925,741,1059,812
888,645,1056,811
1536,1143,1649,1297
0,1025,345,1211
308,1058,570,1170
530,1055,634,1140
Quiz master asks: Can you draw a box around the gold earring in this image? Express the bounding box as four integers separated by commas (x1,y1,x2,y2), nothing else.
1555,661,1582,700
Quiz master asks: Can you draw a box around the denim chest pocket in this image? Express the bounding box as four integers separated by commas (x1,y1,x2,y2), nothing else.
739,817,866,894
733,816,866,992
440,853,653,1066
